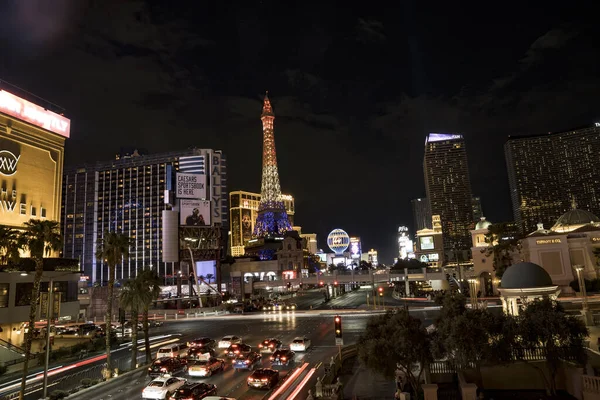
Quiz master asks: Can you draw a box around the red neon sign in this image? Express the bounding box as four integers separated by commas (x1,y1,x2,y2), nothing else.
0,90,70,137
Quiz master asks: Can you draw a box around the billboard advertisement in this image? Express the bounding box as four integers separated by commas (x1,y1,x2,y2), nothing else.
176,173,206,199
349,237,361,258
180,199,211,226
195,260,216,279
231,209,241,247
241,209,253,243
420,236,434,250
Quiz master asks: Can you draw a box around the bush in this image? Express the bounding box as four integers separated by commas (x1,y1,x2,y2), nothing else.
80,378,92,388
49,390,69,400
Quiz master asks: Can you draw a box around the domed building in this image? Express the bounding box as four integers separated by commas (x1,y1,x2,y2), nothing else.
497,262,560,316
520,208,600,293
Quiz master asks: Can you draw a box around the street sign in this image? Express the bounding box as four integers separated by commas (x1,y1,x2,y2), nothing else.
335,337,344,346
40,292,61,320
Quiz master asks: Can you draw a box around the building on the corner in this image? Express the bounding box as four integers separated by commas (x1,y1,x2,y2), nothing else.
414,215,444,268
228,190,294,256
62,148,227,284
411,198,431,233
505,124,600,234
0,87,80,351
423,133,474,253
472,196,483,222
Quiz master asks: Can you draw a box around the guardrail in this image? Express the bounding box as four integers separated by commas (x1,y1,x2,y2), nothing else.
309,344,357,399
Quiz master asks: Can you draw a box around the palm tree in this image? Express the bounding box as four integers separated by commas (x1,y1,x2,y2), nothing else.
206,274,214,284
18,219,62,400
136,269,161,362
482,222,522,279
96,231,132,378
0,225,20,266
119,279,144,368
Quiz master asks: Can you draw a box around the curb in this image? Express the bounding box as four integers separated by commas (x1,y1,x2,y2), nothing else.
65,364,149,399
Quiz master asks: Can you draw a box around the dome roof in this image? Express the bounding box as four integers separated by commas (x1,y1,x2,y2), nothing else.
501,262,553,289
551,209,600,233
475,217,492,230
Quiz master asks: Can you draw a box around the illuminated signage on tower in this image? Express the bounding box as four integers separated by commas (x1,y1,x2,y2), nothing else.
426,133,463,144
0,90,71,137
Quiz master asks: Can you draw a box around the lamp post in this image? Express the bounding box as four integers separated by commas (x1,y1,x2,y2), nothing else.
42,278,54,400
575,265,592,326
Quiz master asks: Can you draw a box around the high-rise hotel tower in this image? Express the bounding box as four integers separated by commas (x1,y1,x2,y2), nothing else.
423,133,474,252
505,124,600,234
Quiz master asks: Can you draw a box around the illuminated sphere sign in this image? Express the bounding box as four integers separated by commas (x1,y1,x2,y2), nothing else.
327,229,350,255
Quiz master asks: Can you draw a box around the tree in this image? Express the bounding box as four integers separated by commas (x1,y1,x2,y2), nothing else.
0,225,20,266
481,222,521,278
358,310,432,395
119,279,143,368
433,294,513,387
96,231,132,378
18,219,62,400
205,274,214,284
136,268,162,363
358,260,372,271
514,297,588,395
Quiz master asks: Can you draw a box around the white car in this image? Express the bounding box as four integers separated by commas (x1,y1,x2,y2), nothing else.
142,376,186,400
218,335,242,349
290,337,311,352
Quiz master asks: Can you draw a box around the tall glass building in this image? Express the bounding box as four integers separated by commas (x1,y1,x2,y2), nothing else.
62,149,227,284
505,124,600,234
423,133,474,253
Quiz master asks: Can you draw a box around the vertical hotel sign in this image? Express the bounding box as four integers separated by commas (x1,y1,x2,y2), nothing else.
211,153,225,224
0,90,70,137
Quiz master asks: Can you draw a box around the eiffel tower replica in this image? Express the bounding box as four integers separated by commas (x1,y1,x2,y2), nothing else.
245,93,292,259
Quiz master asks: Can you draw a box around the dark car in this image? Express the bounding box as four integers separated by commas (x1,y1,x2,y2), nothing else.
258,338,282,353
233,351,261,371
149,320,164,328
187,347,215,361
225,343,252,358
187,337,215,349
147,357,187,378
168,382,217,400
247,368,279,389
270,349,295,366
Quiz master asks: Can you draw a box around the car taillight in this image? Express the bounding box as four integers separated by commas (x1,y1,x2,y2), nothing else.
258,344,263,348
245,360,250,364
269,344,274,347
147,367,151,371
247,377,253,382
270,357,274,360
234,350,240,354
261,378,268,382
160,368,167,372
281,357,286,361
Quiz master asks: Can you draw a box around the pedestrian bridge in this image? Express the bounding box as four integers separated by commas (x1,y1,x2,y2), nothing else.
251,268,445,289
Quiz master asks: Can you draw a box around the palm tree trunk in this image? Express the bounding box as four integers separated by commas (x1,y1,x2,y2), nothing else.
143,308,151,363
131,309,138,369
105,264,115,379
19,258,44,400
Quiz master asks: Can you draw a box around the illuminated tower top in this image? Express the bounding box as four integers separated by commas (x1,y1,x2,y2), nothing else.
253,92,292,239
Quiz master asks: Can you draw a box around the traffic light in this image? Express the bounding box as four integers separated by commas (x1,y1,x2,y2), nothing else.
319,281,324,286
299,282,303,289
334,315,343,339
287,282,292,289
118,308,125,324
378,287,384,297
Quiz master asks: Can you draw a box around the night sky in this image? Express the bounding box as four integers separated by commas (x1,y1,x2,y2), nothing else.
1,1,598,263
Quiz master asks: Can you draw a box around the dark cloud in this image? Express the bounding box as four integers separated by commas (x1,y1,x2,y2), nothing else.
1,2,597,263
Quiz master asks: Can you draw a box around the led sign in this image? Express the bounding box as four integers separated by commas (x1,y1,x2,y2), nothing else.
536,238,562,245
426,133,463,143
595,122,600,127
0,90,70,137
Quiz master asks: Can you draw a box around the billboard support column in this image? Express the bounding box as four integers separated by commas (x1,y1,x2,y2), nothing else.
187,247,203,308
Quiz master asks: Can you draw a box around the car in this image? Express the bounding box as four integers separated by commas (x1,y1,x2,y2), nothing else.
232,352,261,371
168,382,217,400
148,357,188,378
187,357,225,377
272,303,284,311
187,337,216,349
225,343,252,358
285,303,297,311
247,368,279,389
270,349,295,366
157,344,185,359
258,338,282,353
290,337,311,352
187,347,215,361
261,302,275,311
218,335,242,349
142,376,186,400
150,320,164,328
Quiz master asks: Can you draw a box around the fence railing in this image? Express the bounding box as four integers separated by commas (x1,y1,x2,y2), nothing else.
583,375,600,394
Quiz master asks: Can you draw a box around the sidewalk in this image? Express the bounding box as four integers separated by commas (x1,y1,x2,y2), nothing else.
342,356,396,399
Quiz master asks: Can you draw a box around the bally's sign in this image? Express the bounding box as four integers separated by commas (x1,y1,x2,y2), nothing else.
0,150,20,176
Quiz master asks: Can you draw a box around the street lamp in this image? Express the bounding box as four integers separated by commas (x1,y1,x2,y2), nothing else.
468,278,478,309
574,265,592,326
